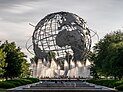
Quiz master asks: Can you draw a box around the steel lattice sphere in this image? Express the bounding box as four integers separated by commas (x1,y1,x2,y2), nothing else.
32,12,91,64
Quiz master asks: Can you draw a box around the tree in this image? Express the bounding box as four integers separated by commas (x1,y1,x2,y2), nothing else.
87,51,99,79
0,41,29,80
0,49,6,77
91,31,123,79
20,59,30,78
107,41,123,79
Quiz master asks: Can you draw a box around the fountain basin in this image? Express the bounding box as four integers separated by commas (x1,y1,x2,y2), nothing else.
7,79,117,92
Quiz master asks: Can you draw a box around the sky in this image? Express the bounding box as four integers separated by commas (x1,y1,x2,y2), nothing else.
0,0,123,60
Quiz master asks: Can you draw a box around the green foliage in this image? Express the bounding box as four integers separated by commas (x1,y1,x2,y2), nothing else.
6,80,21,86
0,78,39,89
110,80,123,88
91,31,123,79
0,88,6,92
90,64,99,79
0,40,30,79
0,49,6,76
116,84,123,91
0,41,22,79
12,79,27,85
19,79,32,84
0,81,15,88
87,79,123,90
24,78,39,83
20,59,30,78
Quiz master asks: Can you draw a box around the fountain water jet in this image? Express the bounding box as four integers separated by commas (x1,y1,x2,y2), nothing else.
33,58,90,78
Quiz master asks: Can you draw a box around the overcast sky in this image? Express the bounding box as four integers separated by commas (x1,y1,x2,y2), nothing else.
0,0,123,59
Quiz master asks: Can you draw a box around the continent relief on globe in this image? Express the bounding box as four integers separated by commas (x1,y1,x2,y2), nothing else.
56,29,85,61
56,29,83,47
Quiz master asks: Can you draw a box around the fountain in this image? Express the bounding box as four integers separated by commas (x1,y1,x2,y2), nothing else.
27,11,93,79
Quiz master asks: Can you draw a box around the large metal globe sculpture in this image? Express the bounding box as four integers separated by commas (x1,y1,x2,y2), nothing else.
32,12,91,69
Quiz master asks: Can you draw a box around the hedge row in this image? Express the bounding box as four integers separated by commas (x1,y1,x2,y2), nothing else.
0,78,39,89
87,79,123,91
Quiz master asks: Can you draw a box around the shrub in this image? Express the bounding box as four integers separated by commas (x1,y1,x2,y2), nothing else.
108,80,123,88
0,78,39,89
102,80,117,87
6,80,22,86
25,78,39,83
102,80,111,86
87,79,119,87
116,84,123,91
12,79,26,85
20,79,32,84
0,81,15,88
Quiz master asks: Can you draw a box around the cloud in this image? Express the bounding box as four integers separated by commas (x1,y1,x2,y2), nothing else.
0,0,123,60
0,31,9,41
1,0,123,24
0,0,42,23
3,4,34,14
0,0,40,9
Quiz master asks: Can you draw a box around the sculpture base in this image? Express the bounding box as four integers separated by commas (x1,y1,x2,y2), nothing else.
7,79,117,92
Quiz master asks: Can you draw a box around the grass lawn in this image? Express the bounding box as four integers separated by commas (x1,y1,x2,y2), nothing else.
0,88,6,92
